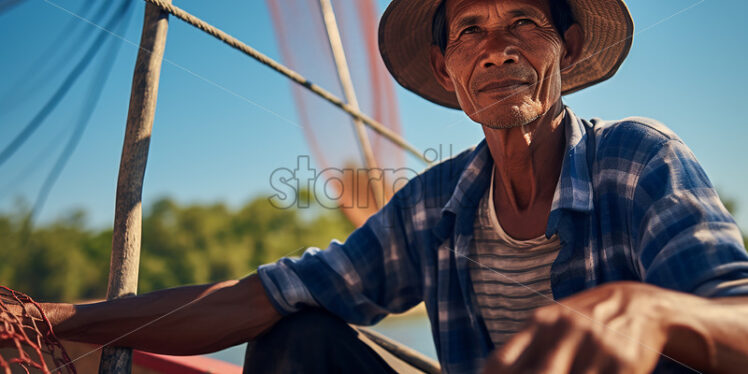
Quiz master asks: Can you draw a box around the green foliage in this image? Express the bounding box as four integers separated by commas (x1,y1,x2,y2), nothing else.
0,192,354,302
719,194,748,250
3,191,745,302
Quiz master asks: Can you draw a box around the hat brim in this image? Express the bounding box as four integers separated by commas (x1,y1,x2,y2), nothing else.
378,0,634,110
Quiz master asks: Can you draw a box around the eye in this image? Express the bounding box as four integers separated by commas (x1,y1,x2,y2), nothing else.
514,18,537,27
459,25,481,36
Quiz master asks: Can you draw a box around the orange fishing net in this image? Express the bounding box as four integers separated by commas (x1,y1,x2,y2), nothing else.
0,286,75,374
267,0,406,227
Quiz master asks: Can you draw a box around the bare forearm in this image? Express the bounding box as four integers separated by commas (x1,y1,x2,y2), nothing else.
42,274,281,355
663,295,748,373
483,282,748,374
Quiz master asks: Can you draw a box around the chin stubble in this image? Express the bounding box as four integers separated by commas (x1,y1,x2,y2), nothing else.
480,109,542,130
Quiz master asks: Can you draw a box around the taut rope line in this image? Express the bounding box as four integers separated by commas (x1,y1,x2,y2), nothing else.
142,0,430,164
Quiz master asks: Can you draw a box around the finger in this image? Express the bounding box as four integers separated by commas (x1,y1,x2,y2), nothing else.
535,329,586,373
569,326,623,374
592,355,620,374
568,332,599,373
481,351,504,374
509,319,584,373
495,324,538,367
569,334,628,374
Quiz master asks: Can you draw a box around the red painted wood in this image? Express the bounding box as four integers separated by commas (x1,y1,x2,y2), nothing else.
132,351,242,374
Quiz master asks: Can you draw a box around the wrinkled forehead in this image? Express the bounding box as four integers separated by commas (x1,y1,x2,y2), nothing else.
444,0,553,24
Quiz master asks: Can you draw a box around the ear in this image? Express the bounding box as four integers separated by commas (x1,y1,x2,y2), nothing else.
560,23,584,71
429,45,455,92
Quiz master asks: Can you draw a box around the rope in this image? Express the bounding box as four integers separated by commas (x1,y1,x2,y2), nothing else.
141,0,430,164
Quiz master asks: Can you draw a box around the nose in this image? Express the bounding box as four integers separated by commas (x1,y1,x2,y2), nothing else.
478,29,520,68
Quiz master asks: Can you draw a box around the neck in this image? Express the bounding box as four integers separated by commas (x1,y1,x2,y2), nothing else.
482,101,566,239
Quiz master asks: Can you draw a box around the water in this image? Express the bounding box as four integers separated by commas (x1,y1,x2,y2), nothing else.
370,314,437,359
204,314,436,367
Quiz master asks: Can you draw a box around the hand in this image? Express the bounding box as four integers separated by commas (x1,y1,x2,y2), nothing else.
481,282,691,374
0,288,50,348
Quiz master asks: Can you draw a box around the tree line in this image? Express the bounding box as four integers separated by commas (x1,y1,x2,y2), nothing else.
1,193,745,303
0,192,353,302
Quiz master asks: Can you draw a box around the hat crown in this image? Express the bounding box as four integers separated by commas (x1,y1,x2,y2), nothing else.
378,0,634,109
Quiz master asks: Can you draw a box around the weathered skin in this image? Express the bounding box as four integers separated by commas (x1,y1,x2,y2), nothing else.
431,0,748,372
13,1,748,373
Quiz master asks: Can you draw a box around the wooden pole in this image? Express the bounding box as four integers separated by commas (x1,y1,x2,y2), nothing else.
98,1,170,373
318,0,386,209
356,327,441,374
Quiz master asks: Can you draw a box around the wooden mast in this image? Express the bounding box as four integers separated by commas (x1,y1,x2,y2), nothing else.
98,1,170,373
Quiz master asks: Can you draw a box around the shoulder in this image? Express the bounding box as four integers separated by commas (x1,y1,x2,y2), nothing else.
593,116,681,147
590,116,688,165
586,115,711,195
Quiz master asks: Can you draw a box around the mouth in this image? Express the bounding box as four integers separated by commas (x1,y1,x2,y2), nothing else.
476,79,531,95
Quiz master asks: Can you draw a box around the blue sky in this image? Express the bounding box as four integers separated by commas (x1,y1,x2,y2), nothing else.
1,0,747,232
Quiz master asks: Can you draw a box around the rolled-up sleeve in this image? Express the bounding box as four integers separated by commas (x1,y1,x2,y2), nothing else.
632,139,748,297
258,253,319,315
258,186,424,325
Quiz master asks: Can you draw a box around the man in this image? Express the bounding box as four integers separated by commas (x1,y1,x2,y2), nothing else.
28,0,748,372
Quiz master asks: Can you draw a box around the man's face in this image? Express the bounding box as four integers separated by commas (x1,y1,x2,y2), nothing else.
432,0,570,128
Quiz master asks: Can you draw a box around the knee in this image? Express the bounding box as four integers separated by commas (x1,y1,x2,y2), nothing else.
244,308,355,369
244,309,391,374
256,308,355,346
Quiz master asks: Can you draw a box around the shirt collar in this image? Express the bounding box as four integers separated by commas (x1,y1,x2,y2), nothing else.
439,107,595,238
545,107,595,236
441,139,493,218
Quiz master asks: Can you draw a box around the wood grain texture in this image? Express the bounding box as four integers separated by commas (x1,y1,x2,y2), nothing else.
99,2,170,373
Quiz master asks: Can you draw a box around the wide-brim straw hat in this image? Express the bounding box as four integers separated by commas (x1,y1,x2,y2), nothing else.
378,0,634,109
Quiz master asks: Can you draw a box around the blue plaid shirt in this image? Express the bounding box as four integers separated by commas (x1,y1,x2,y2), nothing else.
259,107,748,373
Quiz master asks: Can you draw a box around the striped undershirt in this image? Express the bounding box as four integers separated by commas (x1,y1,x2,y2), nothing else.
469,170,562,349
